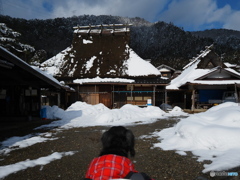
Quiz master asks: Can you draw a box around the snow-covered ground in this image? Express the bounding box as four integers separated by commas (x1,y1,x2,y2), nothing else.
0,102,240,178
153,102,240,173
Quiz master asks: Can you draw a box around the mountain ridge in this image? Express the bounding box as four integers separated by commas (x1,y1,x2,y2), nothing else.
0,14,240,69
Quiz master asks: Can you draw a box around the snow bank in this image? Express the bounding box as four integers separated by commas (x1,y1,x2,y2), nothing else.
154,102,240,172
95,104,166,124
38,102,167,129
165,106,189,116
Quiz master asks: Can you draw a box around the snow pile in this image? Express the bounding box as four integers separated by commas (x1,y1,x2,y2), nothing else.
38,102,166,129
166,106,189,116
154,102,240,172
42,105,82,120
95,104,165,124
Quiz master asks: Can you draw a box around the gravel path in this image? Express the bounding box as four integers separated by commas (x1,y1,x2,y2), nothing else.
0,118,239,180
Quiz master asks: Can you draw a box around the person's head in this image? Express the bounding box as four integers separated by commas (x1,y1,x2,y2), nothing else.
99,126,135,158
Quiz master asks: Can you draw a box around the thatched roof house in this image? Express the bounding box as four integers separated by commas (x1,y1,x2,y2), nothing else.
42,24,161,79
41,24,169,108
166,44,240,110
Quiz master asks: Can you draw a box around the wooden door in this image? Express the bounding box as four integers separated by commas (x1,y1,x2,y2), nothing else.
99,93,111,108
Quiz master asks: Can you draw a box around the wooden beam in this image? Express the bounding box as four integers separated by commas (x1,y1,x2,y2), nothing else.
73,24,132,29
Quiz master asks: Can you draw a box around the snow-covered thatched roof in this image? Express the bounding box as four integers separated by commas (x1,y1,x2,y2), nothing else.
40,23,162,84
41,45,161,78
167,45,240,90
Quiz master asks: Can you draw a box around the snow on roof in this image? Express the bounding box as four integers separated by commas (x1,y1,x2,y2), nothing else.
124,47,161,76
167,45,240,90
41,46,161,78
224,62,237,68
157,64,175,71
225,67,240,76
0,46,61,88
41,47,71,76
159,68,171,72
73,76,135,84
184,67,240,86
31,66,62,87
187,80,240,85
183,47,211,70
167,58,210,89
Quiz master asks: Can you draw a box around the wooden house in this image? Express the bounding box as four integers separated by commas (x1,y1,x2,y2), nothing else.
67,76,168,108
157,64,176,79
166,44,240,111
0,46,63,121
41,24,169,108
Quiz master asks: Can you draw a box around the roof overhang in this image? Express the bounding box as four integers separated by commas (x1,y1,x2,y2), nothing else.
0,46,62,89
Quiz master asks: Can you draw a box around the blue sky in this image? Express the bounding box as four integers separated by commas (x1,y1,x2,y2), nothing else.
2,0,240,31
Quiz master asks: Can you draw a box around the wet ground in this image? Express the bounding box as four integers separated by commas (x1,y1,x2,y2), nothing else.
0,118,239,180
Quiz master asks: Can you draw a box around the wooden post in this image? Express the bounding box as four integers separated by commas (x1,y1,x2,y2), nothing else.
112,84,115,108
88,24,92,34
100,24,103,34
184,92,186,109
191,89,195,111
131,85,133,104
153,85,156,106
57,92,61,107
76,85,79,101
165,89,167,104
235,83,239,103
113,24,115,33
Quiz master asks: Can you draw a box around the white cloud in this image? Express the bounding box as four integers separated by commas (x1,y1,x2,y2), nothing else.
4,0,168,22
158,0,218,29
207,4,232,23
3,0,240,31
223,11,240,30
157,0,240,31
50,0,168,21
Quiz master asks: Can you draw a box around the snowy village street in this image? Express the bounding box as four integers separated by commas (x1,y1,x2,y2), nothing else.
0,102,240,180
2,1,240,180
0,118,209,180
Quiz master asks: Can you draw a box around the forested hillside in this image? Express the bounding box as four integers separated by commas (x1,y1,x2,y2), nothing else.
192,29,240,64
1,14,240,69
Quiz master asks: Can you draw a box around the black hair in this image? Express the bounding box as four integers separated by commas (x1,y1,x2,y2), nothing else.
99,126,135,158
